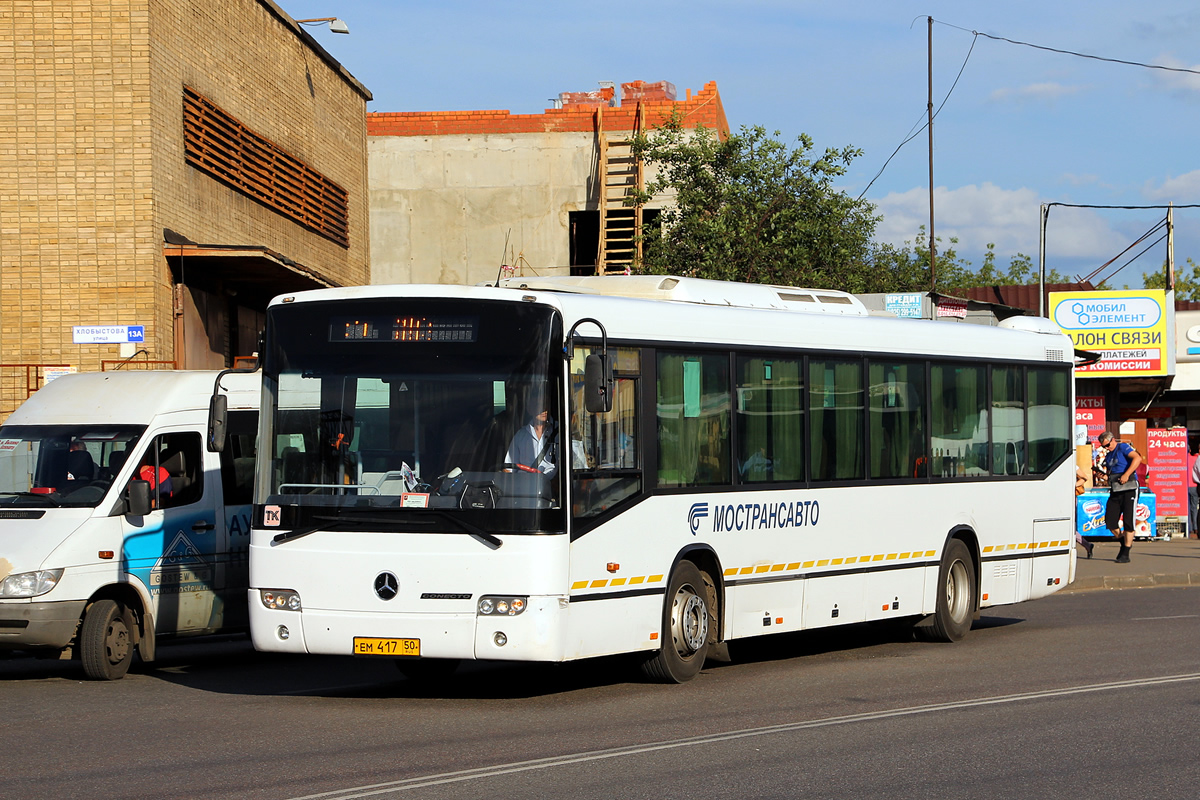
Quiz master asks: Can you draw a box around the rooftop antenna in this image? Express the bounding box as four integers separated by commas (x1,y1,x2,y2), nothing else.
494,229,512,285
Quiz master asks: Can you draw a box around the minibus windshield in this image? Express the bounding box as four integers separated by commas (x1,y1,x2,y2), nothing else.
0,425,145,508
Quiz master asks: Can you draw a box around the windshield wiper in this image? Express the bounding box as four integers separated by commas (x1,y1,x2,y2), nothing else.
271,510,502,549
0,491,61,507
427,511,503,549
271,515,349,545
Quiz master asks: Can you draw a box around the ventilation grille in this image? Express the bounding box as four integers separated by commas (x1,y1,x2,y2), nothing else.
183,86,349,248
1045,349,1065,362
992,562,1017,579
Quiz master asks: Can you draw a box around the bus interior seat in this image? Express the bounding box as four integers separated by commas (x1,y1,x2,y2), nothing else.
160,447,198,502
233,456,255,491
66,449,96,482
102,449,128,481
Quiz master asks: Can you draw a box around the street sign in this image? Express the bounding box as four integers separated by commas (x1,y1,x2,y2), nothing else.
72,325,145,344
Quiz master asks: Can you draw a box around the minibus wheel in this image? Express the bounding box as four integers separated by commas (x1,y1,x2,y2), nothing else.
918,539,976,643
642,561,713,683
80,599,134,680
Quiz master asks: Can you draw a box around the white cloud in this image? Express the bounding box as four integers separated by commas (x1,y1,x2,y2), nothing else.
1150,54,1200,94
989,82,1083,103
872,182,1128,265
1143,169,1200,202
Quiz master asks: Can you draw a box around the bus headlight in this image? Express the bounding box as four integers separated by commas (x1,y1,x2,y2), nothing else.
0,569,64,598
260,589,302,611
477,595,527,616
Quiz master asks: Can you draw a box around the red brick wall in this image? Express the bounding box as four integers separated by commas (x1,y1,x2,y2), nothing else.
367,81,729,138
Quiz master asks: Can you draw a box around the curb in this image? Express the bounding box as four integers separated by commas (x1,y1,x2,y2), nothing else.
1064,573,1200,593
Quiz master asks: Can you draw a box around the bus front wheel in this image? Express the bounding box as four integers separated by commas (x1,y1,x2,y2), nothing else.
79,599,134,681
642,561,713,683
918,539,976,643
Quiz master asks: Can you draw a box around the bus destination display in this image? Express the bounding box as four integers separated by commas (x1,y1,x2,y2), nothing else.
330,316,478,343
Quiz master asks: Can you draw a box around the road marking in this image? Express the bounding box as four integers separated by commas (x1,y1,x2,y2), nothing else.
1129,614,1200,621
285,672,1200,800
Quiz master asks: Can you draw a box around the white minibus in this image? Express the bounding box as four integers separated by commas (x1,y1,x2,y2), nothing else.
0,370,257,679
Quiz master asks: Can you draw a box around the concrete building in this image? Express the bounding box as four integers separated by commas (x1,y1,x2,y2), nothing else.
0,0,371,418
367,80,728,287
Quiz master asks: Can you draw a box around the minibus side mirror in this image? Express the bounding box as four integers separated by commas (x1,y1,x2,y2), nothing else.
125,480,152,517
583,353,613,414
208,393,228,453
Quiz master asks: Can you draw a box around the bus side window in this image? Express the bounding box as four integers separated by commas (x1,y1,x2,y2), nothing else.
657,351,731,488
571,347,642,519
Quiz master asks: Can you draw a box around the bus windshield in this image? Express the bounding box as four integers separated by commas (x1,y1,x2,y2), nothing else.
0,425,145,509
257,298,565,534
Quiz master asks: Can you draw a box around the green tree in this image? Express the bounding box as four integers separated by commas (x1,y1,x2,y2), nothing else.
1142,258,1200,299
629,116,883,290
935,241,1069,293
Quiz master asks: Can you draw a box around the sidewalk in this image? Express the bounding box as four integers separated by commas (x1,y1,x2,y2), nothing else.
1067,534,1200,592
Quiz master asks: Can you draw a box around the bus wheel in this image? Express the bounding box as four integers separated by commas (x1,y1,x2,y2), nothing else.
642,561,712,683
80,599,134,681
919,539,975,643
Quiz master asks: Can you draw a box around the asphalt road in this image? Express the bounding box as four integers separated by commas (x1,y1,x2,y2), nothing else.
3,587,1198,800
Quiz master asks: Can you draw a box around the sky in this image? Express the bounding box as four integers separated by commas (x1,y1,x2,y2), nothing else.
283,0,1200,288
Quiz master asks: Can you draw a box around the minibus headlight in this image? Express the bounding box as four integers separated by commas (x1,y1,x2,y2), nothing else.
477,595,527,616
0,569,64,598
260,589,302,611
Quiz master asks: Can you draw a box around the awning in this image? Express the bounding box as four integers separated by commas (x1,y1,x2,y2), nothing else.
163,232,336,306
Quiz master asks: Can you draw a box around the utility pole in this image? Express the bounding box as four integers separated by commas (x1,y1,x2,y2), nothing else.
927,16,936,291
1167,203,1175,290
1038,204,1048,317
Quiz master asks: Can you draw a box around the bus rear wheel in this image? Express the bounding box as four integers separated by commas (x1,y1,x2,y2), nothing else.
80,599,134,681
918,539,975,643
642,561,714,683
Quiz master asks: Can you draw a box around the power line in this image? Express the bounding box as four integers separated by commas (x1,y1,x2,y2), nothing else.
860,21,1200,202
1079,217,1168,284
934,20,1200,77
1100,232,1167,287
1049,203,1200,210
857,30,978,200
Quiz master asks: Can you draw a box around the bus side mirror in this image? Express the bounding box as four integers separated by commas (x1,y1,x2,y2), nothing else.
125,480,152,517
584,353,613,414
208,393,228,453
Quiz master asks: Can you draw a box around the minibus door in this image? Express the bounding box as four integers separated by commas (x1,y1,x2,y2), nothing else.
121,430,224,634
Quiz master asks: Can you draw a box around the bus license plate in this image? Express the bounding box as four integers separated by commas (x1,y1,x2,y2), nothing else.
353,637,420,656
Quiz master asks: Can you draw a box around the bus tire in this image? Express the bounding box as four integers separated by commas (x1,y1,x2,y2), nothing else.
79,599,134,681
641,561,712,683
918,539,975,643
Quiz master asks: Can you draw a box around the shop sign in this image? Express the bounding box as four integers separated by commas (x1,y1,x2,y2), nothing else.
885,293,923,318
1146,427,1188,520
1075,396,1106,444
936,298,967,319
1049,289,1170,378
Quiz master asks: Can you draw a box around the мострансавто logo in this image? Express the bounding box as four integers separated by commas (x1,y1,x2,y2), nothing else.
689,497,820,534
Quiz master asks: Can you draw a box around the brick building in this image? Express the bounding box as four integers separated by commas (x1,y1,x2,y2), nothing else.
367,80,728,286
0,0,371,418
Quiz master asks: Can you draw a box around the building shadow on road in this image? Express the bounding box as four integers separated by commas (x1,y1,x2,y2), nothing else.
0,614,1028,698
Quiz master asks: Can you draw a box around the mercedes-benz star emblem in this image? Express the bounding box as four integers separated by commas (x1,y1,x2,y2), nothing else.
374,571,399,600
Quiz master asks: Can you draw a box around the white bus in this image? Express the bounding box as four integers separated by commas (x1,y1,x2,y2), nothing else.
247,277,1076,682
